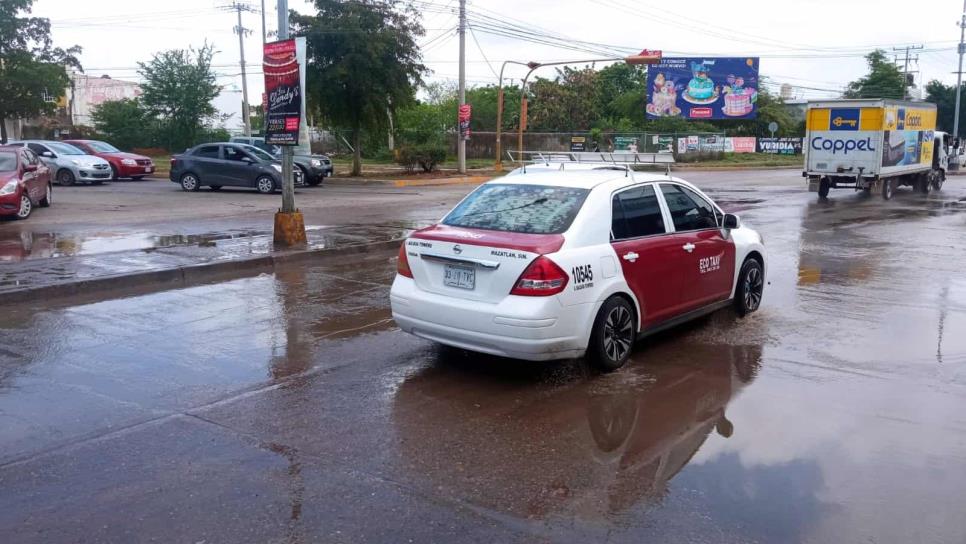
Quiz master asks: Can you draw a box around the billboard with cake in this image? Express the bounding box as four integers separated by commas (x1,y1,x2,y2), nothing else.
646,57,760,120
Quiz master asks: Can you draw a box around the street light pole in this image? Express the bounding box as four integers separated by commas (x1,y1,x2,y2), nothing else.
457,0,466,174
277,0,295,216
271,0,305,246
514,54,659,159
494,60,530,171
954,0,966,140
235,5,252,138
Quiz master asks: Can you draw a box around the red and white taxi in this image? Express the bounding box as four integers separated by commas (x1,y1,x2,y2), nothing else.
390,169,766,370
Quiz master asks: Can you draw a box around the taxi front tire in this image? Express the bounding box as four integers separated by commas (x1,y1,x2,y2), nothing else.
734,258,764,317
588,296,637,372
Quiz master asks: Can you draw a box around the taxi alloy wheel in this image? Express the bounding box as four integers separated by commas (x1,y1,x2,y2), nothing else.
735,259,764,317
16,194,32,219
589,296,636,371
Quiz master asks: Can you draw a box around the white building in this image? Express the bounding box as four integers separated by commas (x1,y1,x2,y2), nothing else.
67,73,142,127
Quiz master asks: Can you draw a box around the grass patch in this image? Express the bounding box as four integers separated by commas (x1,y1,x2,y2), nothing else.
682,153,802,167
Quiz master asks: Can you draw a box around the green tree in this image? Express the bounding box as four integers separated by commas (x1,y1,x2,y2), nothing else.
137,43,221,152
293,0,426,176
0,0,81,142
925,80,964,134
90,98,151,150
528,67,602,131
250,104,264,134
844,49,905,99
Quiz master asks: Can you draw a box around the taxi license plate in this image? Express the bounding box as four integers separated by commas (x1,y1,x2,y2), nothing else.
443,264,475,290
144,167,152,172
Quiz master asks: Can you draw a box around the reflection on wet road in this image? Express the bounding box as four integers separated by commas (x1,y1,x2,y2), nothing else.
2,173,966,543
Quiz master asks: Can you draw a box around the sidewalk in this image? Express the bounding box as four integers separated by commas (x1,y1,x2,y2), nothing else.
0,225,410,304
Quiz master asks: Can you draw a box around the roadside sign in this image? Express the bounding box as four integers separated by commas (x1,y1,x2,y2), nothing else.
768,121,778,137
570,136,586,152
459,104,472,140
263,39,302,145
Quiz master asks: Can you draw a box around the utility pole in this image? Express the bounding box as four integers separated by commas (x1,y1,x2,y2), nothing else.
457,0,466,174
955,0,966,140
893,45,923,100
260,0,267,43
224,2,256,137
277,0,295,216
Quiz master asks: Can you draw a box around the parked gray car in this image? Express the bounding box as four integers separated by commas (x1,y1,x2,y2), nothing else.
229,136,333,185
169,142,302,193
8,140,112,186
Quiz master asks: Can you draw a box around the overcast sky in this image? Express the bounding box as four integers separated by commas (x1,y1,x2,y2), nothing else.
33,0,963,131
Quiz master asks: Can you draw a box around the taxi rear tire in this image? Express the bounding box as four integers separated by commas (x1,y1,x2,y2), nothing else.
734,258,764,317
588,296,637,372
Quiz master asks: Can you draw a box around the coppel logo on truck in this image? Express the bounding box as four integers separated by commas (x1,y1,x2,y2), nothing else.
810,136,877,155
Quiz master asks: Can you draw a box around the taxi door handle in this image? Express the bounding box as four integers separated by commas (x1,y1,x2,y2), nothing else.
682,243,695,253
622,252,639,263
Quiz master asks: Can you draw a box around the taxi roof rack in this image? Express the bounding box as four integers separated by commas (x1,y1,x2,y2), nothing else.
507,150,675,176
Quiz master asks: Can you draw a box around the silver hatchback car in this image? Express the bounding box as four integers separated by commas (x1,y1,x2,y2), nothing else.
10,140,112,186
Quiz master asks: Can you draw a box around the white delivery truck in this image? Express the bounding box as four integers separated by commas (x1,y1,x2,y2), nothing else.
803,99,950,200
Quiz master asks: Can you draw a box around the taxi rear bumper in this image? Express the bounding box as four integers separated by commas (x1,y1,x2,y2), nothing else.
390,276,594,361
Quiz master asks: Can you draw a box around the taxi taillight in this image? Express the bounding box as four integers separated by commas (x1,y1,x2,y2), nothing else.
397,243,413,278
510,256,568,296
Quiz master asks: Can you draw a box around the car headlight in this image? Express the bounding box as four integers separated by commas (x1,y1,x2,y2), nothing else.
310,159,321,167
122,159,137,166
272,164,282,172
0,180,19,195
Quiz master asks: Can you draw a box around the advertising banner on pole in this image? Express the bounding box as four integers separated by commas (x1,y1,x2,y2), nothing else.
459,104,472,140
646,57,760,120
263,38,302,145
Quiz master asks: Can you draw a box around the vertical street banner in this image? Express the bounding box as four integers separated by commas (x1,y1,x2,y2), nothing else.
459,104,472,140
263,39,301,145
646,57,760,120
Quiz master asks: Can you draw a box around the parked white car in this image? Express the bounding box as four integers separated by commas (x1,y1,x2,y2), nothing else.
8,140,112,185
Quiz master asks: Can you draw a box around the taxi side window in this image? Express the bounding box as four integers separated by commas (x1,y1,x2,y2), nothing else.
660,184,719,232
611,185,665,240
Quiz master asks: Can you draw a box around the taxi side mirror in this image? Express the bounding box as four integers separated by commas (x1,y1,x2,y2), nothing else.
723,213,740,229
23,163,38,172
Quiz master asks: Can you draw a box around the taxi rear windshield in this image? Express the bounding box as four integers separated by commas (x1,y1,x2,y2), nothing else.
442,184,589,234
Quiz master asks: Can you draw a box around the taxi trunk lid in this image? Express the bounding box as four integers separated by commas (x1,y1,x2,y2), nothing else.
406,225,564,303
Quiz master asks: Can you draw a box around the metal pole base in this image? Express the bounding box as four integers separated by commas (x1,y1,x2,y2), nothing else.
273,210,307,246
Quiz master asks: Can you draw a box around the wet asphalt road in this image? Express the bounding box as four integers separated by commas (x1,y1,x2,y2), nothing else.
2,170,966,543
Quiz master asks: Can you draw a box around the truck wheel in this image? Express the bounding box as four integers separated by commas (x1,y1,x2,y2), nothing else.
818,178,830,199
932,171,945,191
588,296,637,372
919,175,932,194
882,178,895,200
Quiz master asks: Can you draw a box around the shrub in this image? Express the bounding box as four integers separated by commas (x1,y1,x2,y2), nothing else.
395,144,447,173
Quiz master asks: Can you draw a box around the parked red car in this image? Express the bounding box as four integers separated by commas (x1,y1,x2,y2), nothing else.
0,145,52,220
63,139,155,180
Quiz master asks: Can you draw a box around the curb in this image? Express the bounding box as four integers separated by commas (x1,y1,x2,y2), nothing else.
2,238,405,305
